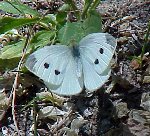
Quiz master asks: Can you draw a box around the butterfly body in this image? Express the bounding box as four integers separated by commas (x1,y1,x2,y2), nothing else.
26,33,117,96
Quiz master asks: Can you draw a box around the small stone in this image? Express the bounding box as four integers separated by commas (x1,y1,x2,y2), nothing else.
143,76,150,84
140,92,150,112
115,102,129,118
130,59,140,70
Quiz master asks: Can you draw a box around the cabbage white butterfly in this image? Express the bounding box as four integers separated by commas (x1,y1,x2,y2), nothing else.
25,33,117,95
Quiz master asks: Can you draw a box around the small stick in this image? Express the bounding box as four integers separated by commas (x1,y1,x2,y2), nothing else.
10,29,31,135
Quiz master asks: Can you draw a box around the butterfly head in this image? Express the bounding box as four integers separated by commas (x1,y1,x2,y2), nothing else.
69,39,80,58
72,45,80,58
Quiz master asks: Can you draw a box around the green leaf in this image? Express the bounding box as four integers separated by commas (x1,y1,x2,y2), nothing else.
82,10,102,34
0,1,39,16
43,14,57,27
0,30,55,70
58,4,70,12
56,12,67,26
30,30,55,49
0,40,30,70
58,22,85,45
64,0,78,10
58,10,102,45
0,40,26,59
0,57,20,71
0,17,40,34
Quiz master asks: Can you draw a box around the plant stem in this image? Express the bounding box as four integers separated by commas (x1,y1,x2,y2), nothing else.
141,21,150,66
90,0,101,10
81,0,93,19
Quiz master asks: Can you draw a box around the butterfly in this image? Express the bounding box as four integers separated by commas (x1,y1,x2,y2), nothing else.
25,33,117,96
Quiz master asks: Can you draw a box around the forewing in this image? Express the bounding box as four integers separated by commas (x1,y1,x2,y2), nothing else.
79,33,116,50
25,45,71,85
79,33,117,74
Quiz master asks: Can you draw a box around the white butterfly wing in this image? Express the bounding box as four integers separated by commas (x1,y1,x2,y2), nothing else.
79,33,116,50
79,33,117,75
25,45,71,85
45,55,83,96
26,33,116,95
81,54,111,92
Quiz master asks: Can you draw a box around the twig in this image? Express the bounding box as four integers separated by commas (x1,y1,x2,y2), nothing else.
33,100,38,136
51,110,74,134
10,30,30,135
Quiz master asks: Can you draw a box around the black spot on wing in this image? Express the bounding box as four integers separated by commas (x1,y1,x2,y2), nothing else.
44,63,49,69
26,55,37,71
94,59,99,64
55,70,60,75
99,48,104,54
